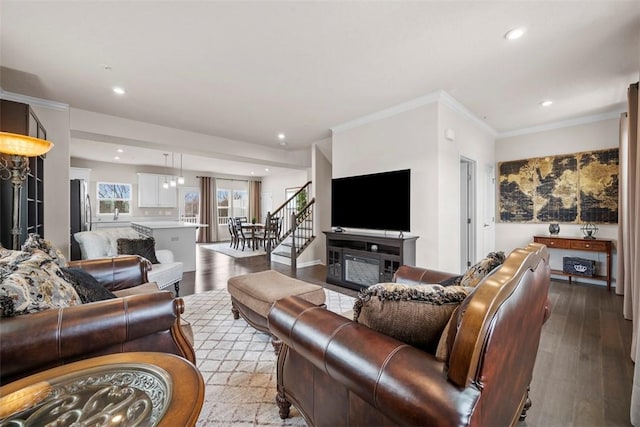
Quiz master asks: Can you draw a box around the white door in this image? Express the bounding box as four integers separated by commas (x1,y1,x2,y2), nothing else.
483,165,496,255
460,158,476,273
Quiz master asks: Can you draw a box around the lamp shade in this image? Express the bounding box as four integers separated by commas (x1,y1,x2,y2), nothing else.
0,132,53,157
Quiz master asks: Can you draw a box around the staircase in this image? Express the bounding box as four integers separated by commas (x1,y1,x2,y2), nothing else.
265,181,315,272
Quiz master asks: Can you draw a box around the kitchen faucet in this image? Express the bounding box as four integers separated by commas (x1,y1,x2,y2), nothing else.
113,208,119,220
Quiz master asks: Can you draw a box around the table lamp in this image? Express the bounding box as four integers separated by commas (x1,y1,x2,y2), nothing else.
0,132,54,249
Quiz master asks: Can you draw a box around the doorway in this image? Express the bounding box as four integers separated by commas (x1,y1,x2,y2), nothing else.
460,157,476,273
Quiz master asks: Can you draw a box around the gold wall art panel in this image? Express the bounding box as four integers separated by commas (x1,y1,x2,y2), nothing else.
498,148,618,224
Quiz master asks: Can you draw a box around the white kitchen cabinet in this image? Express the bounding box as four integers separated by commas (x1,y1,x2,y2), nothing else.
137,173,177,207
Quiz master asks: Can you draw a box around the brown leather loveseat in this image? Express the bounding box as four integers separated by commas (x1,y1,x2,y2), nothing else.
0,255,195,384
268,243,551,426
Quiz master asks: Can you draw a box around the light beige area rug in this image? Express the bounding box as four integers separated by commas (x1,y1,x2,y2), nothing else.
182,287,355,426
201,242,267,259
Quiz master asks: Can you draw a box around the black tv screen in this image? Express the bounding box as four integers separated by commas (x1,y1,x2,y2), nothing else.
331,169,410,232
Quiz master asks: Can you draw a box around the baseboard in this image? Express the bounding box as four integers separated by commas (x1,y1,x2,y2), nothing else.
271,254,322,269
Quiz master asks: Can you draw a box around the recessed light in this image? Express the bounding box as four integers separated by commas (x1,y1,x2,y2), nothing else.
116,148,123,153
541,100,553,107
277,133,286,140
113,87,126,95
250,171,255,175
504,27,526,41
114,156,120,160
265,168,269,172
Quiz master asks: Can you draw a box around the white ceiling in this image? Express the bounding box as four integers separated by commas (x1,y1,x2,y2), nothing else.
1,1,638,174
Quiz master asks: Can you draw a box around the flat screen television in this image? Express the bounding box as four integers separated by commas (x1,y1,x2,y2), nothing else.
331,169,410,232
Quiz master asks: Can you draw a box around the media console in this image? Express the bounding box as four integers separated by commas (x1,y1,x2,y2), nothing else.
324,231,418,291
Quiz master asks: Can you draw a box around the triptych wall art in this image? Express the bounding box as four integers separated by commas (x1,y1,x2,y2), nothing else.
498,148,619,224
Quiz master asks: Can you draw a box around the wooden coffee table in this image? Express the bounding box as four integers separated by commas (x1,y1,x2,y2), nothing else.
0,352,204,426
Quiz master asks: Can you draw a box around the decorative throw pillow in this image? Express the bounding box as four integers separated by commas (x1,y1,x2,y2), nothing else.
61,267,117,303
21,233,68,267
0,249,81,316
0,247,26,269
353,283,472,354
459,251,506,287
0,293,15,318
438,275,463,287
117,238,159,264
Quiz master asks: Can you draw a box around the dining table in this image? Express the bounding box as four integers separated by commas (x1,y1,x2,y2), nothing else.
240,222,265,250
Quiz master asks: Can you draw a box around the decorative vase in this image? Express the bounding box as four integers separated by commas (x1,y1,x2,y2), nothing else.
549,223,560,235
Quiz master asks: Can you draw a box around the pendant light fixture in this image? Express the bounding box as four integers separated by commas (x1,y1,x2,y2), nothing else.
169,152,177,187
162,154,169,189
178,153,185,185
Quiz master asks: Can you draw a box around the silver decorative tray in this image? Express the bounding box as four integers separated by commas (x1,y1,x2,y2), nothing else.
0,363,172,427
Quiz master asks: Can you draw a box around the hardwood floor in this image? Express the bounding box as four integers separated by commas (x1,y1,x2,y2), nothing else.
524,277,633,427
181,244,634,426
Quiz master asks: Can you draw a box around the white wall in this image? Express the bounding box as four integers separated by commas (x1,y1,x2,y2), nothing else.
260,169,309,216
70,158,258,234
32,105,71,258
299,140,332,265
495,117,619,285
70,108,310,169
333,103,441,269
71,158,184,220
437,103,496,273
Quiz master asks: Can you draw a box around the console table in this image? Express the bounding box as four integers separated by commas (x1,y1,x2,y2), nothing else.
533,235,613,291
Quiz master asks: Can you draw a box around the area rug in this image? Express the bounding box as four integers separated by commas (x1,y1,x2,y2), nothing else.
182,287,355,426
201,242,266,258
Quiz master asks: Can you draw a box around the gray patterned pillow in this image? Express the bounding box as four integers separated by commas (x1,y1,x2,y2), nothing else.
353,283,472,354
459,251,506,287
21,233,68,267
0,249,81,316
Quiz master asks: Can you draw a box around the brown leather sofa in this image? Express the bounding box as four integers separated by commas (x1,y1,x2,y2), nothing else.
0,255,195,384
268,243,551,427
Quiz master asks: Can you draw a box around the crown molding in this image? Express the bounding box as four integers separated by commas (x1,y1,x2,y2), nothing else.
331,91,441,134
497,109,626,139
437,91,497,136
0,89,69,111
331,90,496,136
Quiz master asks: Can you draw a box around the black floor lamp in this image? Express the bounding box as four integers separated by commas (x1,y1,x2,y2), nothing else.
0,132,53,249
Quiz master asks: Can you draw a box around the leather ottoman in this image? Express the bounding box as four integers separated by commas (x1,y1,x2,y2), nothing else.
227,270,326,354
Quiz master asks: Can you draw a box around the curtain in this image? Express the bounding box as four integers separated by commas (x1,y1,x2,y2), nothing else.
624,82,640,426
249,180,261,223
197,176,218,243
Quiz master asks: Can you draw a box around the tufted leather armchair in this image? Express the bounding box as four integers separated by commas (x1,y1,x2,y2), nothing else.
0,255,195,384
268,243,551,427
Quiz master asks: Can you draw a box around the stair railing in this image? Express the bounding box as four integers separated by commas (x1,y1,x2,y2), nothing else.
265,181,313,265
288,198,315,271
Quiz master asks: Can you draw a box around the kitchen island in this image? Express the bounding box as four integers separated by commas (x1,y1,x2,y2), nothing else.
131,221,206,272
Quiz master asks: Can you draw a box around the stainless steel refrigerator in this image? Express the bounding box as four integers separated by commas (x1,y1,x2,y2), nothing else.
70,179,92,260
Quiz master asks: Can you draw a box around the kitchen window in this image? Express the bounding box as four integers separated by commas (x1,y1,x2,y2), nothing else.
97,182,132,215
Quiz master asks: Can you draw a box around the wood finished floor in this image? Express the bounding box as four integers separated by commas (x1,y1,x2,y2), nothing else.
181,243,634,427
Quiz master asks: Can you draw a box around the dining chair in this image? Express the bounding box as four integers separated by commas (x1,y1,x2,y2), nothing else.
262,216,281,249
233,218,249,250
228,218,238,248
